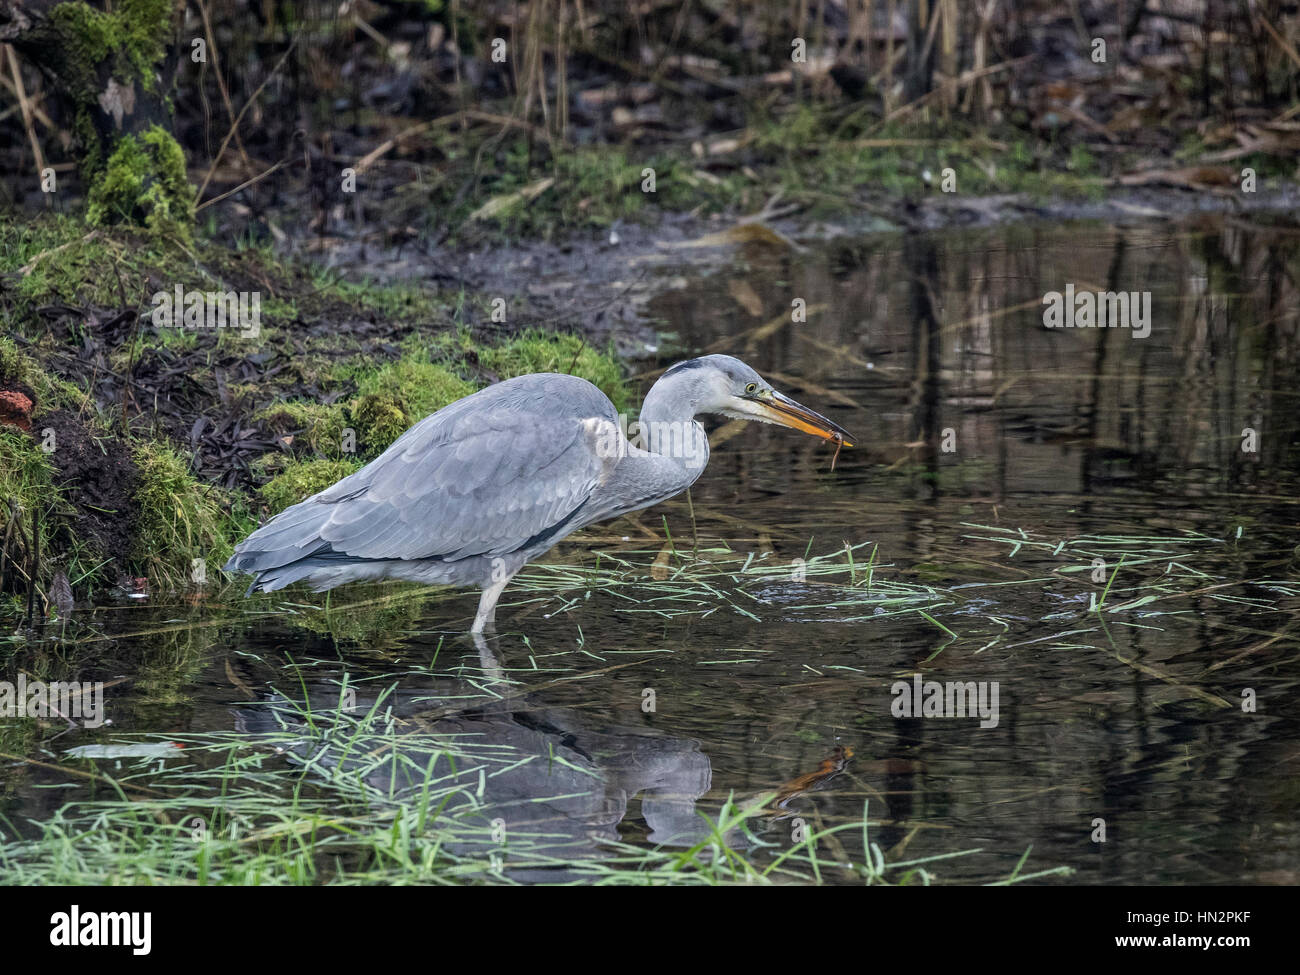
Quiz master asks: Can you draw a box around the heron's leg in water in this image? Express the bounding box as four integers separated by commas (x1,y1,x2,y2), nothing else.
471,631,505,684
471,574,514,634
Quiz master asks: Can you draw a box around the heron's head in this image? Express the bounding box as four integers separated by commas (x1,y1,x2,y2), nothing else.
659,354,854,446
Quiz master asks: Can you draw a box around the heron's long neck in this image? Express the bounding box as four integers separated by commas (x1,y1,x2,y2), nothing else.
637,374,710,472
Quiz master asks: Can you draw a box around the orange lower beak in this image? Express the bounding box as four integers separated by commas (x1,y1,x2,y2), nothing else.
750,391,855,446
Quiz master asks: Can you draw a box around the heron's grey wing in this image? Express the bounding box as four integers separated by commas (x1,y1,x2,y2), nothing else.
226,374,619,575
313,407,609,561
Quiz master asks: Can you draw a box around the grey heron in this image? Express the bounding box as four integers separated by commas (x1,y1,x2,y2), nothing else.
225,354,853,632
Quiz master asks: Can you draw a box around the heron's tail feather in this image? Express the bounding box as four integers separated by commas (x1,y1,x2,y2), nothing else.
223,497,335,588
225,497,465,592
240,559,327,593
236,553,454,593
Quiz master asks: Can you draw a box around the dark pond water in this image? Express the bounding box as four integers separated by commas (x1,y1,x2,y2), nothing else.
6,216,1300,883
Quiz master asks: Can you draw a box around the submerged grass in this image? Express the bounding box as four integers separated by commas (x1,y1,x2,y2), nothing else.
488,522,1296,715
510,523,1289,621
510,540,948,626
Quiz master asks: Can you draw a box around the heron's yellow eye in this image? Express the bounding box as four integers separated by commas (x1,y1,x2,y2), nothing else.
744,383,758,394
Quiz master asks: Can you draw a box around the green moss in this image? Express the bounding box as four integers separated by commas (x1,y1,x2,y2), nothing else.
356,357,474,420
3,216,438,328
330,356,475,455
116,0,174,82
86,126,194,233
130,443,239,587
49,0,174,94
49,3,114,94
0,214,107,304
0,336,31,386
292,333,628,465
257,458,362,515
2,214,138,309
349,394,412,453
311,271,441,321
308,333,630,459
255,401,350,458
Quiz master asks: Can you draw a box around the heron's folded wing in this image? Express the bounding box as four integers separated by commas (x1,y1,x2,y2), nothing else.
311,408,607,561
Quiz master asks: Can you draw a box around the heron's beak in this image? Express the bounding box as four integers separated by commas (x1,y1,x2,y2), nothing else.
744,390,855,446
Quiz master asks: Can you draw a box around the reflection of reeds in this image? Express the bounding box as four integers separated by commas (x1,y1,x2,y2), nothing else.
702,221,1299,498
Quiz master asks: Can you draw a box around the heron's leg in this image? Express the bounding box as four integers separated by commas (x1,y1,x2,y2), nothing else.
471,574,513,634
471,630,505,684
